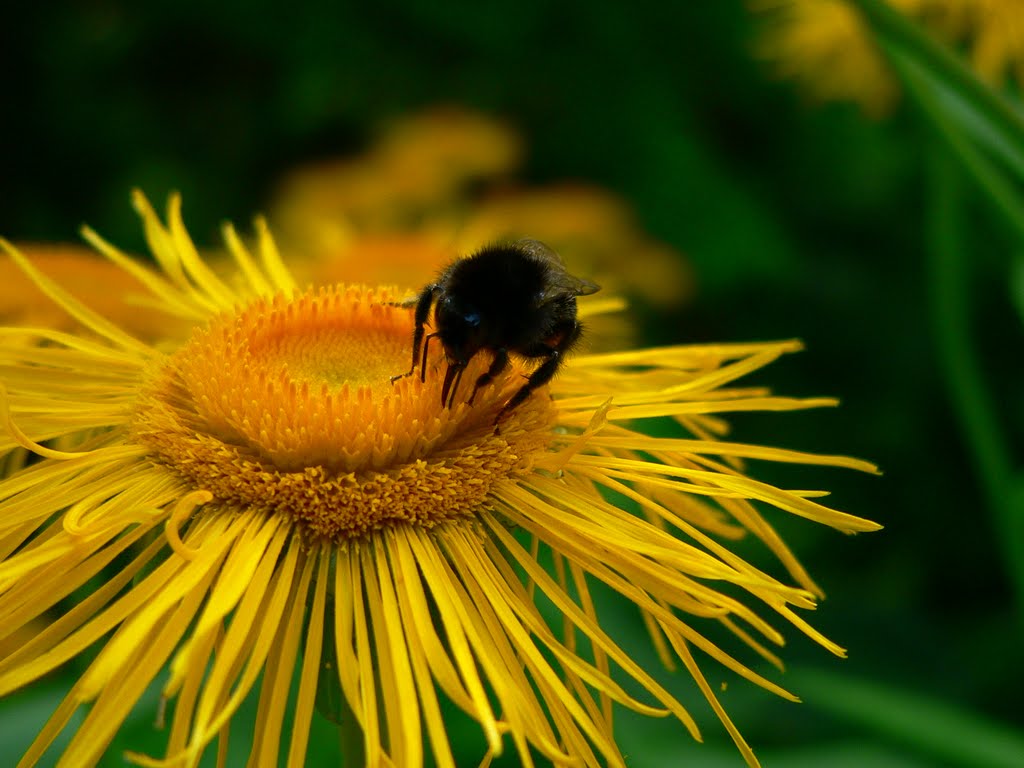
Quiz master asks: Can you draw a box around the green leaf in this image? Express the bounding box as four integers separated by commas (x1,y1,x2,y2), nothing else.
1011,257,1024,327
790,667,1024,768
848,0,1024,185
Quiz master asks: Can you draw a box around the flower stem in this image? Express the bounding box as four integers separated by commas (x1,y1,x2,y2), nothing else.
857,0,1024,623
315,593,366,766
336,695,366,768
849,0,1024,167
892,46,1024,246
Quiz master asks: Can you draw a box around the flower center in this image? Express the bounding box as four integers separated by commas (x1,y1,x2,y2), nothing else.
132,284,555,540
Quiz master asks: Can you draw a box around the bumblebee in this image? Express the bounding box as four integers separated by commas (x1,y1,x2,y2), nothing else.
392,239,600,421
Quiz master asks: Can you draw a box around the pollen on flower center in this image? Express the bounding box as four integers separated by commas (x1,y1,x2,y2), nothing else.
131,283,555,540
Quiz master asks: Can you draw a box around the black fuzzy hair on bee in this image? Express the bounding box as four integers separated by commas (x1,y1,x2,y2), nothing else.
391,239,600,422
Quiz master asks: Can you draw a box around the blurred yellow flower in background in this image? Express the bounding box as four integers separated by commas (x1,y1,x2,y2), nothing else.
271,105,523,250
750,0,925,115
0,193,879,768
455,184,693,310
749,0,1024,115
936,0,1024,85
0,243,185,342
268,105,693,323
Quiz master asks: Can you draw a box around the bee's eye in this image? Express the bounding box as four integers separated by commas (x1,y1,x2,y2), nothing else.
463,311,481,327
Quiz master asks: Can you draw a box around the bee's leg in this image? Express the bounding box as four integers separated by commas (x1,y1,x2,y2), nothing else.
391,285,439,383
420,332,440,382
449,366,467,408
441,362,465,408
496,353,560,422
389,293,424,308
468,348,509,405
497,322,581,423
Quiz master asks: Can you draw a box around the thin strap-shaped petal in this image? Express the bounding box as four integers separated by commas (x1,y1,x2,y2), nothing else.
131,190,189,288
406,529,566,763
554,433,879,473
0,516,164,648
75,515,238,700
162,620,223,760
492,487,803,698
565,454,880,532
0,239,153,355
364,541,421,767
567,340,804,369
165,194,238,309
664,628,760,768
247,547,315,768
80,225,209,321
347,542,383,766
443,534,619,764
16,684,83,768
564,467,815,609
331,549,361,727
221,222,271,296
286,544,329,767
567,559,613,725
0,530,166,675
0,326,147,364
55,549,222,767
480,518,696,732
177,519,297,765
254,216,296,295
387,531,461,768
0,455,163,534
391,527,501,743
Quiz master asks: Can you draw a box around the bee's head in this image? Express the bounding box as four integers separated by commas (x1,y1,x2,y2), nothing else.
436,295,484,364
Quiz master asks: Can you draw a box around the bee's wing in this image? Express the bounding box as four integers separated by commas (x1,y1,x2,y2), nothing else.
548,273,601,300
515,239,602,301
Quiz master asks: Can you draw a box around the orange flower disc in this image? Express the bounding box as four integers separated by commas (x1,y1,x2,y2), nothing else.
132,283,556,540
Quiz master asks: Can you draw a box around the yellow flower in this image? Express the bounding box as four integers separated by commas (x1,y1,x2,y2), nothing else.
0,192,879,768
271,105,523,247
0,243,187,341
750,0,926,116
935,0,1024,86
751,0,1024,115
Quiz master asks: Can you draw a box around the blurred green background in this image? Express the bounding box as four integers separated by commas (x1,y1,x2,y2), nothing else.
2,1,1022,766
